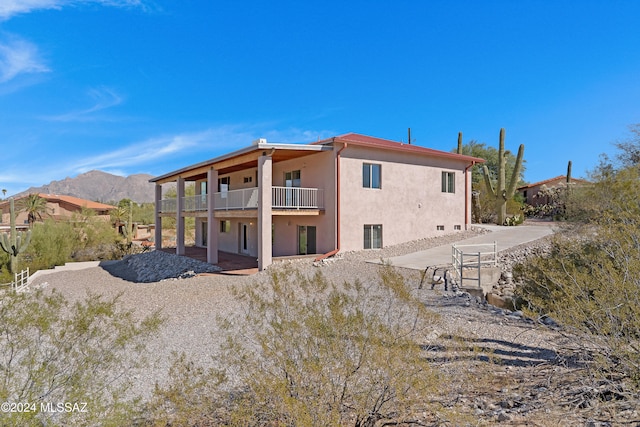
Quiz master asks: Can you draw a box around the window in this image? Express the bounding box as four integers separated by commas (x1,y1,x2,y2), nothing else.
218,176,230,191
284,170,301,187
441,171,455,193
437,225,445,231
363,163,381,189
220,220,230,233
454,225,461,230
243,176,252,183
364,224,382,249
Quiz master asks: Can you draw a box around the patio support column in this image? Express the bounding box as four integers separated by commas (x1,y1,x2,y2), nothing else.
258,154,272,270
207,167,218,264
154,183,163,249
176,176,185,256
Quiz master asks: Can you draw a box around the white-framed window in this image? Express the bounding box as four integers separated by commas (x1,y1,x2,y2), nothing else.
284,170,301,187
363,163,381,189
441,171,455,193
364,224,382,249
437,225,445,231
218,176,230,198
454,225,462,230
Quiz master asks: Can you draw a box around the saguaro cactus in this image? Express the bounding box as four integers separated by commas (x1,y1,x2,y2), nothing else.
0,198,32,273
566,160,572,184
482,128,525,225
457,132,463,154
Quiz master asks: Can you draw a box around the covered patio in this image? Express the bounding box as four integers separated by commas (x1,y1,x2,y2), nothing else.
159,248,258,275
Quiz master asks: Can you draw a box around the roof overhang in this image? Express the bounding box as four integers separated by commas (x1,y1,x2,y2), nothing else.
315,134,486,164
150,142,333,184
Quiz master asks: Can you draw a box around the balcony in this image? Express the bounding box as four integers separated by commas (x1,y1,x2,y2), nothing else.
158,186,324,214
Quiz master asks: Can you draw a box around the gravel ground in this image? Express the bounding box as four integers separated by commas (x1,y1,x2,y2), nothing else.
28,227,627,425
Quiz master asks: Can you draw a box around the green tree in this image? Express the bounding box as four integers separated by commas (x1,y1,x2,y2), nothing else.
17,193,48,227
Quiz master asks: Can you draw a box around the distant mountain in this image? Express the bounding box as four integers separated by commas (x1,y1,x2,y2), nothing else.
15,170,158,204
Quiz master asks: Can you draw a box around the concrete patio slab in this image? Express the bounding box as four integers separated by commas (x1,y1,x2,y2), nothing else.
372,223,556,271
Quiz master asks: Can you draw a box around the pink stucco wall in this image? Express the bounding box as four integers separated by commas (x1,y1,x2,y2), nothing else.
338,145,470,252
188,143,472,259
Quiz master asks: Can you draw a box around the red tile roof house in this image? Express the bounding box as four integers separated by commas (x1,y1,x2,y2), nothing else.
150,133,485,270
0,193,115,226
517,175,590,207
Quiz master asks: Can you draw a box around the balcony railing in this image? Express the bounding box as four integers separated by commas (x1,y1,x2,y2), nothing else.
272,186,324,209
158,186,323,213
214,188,259,210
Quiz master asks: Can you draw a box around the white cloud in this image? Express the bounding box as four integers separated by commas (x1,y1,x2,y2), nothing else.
71,125,336,174
72,129,220,173
0,35,49,83
0,0,151,20
44,86,124,122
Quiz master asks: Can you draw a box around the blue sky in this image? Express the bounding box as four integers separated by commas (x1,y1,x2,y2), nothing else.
1,0,639,197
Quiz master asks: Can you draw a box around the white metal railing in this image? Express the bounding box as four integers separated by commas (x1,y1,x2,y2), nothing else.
159,198,177,213
272,187,324,209
1,268,30,293
13,268,29,293
159,186,324,213
451,242,497,288
214,188,259,210
183,194,209,211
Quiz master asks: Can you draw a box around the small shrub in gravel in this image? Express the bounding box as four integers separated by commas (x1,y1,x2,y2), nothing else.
0,289,163,427
147,265,459,426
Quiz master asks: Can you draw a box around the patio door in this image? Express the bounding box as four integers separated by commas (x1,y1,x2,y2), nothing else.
298,225,316,255
239,223,249,254
284,170,301,207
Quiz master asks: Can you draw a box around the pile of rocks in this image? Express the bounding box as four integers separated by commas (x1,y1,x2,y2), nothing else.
119,250,221,282
491,238,552,299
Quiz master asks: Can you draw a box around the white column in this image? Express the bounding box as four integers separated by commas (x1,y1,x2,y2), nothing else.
154,183,163,249
207,168,218,264
176,176,185,256
258,155,272,270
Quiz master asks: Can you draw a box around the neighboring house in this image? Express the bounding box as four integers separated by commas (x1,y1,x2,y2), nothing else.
0,194,115,226
150,133,485,270
517,175,590,206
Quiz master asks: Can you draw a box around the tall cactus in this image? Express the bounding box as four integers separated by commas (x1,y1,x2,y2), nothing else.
457,132,463,154
566,160,572,184
0,198,32,273
482,128,524,225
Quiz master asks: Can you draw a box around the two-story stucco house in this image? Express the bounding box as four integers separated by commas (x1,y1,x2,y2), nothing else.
150,133,484,270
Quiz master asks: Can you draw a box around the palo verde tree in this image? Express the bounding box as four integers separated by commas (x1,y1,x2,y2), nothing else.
482,128,525,225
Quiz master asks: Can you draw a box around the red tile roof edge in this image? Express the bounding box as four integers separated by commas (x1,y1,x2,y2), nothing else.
314,132,485,163
37,193,116,210
517,175,590,190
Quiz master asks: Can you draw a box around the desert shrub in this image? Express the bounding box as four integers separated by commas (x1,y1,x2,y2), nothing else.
24,220,78,270
19,216,120,271
0,289,163,427
514,159,640,397
148,266,445,426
